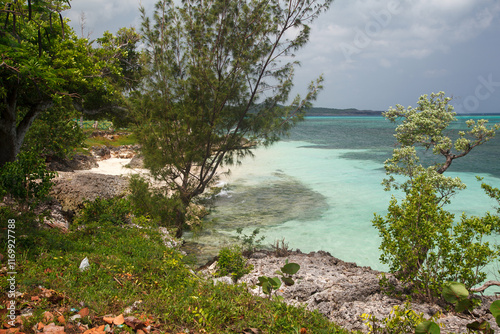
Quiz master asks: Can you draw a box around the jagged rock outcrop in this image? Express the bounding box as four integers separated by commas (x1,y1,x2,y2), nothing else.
230,251,500,333
46,154,99,172
34,200,71,232
90,145,140,161
50,173,129,212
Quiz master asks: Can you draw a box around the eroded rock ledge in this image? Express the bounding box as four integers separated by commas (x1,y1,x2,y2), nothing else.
231,250,499,333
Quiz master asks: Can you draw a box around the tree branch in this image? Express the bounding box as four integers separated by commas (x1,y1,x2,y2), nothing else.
470,280,500,293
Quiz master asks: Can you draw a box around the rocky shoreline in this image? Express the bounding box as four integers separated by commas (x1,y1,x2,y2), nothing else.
202,250,500,333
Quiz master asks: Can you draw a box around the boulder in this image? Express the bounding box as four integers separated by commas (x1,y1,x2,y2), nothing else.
91,146,111,160
47,154,99,172
50,173,129,212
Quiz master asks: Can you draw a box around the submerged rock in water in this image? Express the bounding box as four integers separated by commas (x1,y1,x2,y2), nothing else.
234,250,499,333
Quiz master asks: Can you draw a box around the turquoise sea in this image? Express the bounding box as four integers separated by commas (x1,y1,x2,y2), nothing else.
186,116,500,276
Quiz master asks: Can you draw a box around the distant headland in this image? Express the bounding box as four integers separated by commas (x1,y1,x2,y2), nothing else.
306,107,500,117
306,107,383,116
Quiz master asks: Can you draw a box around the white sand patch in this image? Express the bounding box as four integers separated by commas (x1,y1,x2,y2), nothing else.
76,158,148,176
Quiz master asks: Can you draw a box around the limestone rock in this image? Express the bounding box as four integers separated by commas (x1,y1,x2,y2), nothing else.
127,154,144,168
34,200,70,232
237,251,500,333
92,146,111,160
47,154,98,172
50,173,129,211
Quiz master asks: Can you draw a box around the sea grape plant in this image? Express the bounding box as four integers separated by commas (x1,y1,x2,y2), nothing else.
257,260,300,299
420,281,500,334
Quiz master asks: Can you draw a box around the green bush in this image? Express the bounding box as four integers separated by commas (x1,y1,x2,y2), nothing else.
373,174,500,299
22,105,86,159
0,150,55,208
216,245,253,282
128,174,178,226
74,197,132,234
361,302,441,334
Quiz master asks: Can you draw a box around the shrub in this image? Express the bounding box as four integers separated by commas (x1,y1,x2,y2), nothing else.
74,197,132,235
128,174,178,226
216,245,253,282
236,227,265,255
0,150,56,209
361,302,441,334
373,174,500,299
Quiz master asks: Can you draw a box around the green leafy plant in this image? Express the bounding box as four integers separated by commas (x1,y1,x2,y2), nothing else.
0,150,56,210
74,197,133,235
361,302,441,334
373,174,500,299
421,282,500,334
216,245,253,282
236,227,265,254
257,260,300,299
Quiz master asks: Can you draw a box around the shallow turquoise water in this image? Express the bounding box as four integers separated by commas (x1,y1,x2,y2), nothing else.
187,116,500,276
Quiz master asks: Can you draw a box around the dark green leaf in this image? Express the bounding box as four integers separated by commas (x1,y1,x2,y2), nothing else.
415,321,440,334
490,300,500,319
281,262,300,275
442,282,469,304
269,277,281,289
281,276,295,286
466,320,492,333
455,298,473,313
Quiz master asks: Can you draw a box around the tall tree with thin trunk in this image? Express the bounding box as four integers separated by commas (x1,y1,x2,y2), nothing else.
133,0,333,236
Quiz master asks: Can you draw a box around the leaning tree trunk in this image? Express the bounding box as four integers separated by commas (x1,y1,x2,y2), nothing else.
0,87,53,167
174,193,193,238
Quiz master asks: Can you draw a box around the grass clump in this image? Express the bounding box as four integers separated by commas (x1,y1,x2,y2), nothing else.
84,133,138,148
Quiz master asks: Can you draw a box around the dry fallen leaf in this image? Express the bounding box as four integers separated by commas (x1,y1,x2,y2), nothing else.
43,312,54,323
113,314,124,325
78,307,89,317
102,316,114,324
42,323,64,333
57,315,65,325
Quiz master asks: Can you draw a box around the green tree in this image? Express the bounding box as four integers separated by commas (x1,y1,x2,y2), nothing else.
374,92,500,298
21,103,86,159
373,174,500,299
133,0,332,236
382,92,499,203
0,0,134,166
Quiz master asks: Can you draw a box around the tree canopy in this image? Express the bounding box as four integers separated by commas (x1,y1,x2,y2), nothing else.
0,0,138,166
382,92,500,203
132,0,332,236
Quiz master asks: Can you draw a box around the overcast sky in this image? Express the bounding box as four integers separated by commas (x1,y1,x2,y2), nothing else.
65,0,500,114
